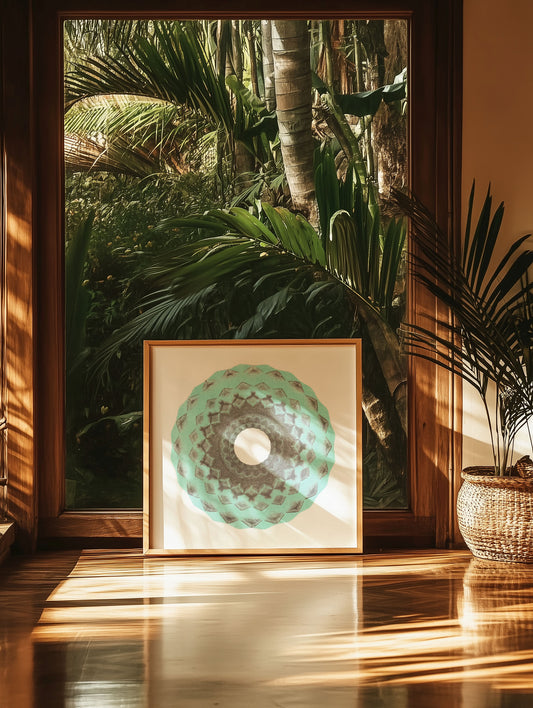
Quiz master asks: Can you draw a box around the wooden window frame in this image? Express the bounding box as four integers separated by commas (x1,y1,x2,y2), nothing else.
1,0,36,552
3,0,462,549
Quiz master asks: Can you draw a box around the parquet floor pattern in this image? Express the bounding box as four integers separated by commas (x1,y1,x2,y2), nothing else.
2,549,533,707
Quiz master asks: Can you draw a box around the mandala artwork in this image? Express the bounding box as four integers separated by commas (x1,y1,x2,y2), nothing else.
171,364,335,529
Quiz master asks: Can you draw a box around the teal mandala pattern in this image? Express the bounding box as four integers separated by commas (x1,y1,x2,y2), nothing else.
171,364,335,529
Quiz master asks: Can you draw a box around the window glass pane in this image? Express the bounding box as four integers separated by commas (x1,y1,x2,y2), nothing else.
64,18,408,510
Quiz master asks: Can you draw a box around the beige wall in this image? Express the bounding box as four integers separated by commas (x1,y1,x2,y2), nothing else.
462,0,533,466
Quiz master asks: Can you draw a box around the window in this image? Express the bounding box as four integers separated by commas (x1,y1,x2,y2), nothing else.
63,17,409,512
29,0,462,547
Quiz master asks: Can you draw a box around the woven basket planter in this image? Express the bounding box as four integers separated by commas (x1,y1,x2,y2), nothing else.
457,467,533,563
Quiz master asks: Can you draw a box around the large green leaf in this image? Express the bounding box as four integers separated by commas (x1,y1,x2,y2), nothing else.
312,71,407,117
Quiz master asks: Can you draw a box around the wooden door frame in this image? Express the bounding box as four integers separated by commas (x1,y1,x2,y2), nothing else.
4,0,462,549
1,0,36,552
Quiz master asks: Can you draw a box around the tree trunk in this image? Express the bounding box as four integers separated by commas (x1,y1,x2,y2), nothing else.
245,21,260,98
353,22,365,92
231,20,243,82
216,20,232,78
361,327,407,483
219,20,253,189
320,20,334,89
271,20,318,226
372,20,408,194
361,373,406,483
358,305,407,435
261,20,276,111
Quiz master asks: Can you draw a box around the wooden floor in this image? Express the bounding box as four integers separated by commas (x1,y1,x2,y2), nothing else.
2,550,533,707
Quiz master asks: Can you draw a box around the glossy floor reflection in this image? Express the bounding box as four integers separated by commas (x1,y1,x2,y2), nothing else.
2,550,533,707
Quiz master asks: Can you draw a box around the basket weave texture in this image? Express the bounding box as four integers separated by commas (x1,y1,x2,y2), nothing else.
457,467,533,563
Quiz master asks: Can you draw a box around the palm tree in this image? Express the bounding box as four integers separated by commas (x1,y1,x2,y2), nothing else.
271,20,317,225
261,20,276,111
395,184,533,475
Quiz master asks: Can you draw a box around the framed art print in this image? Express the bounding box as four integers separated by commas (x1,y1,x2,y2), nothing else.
144,339,362,554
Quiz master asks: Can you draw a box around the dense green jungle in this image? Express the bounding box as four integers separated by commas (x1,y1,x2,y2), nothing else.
64,18,408,510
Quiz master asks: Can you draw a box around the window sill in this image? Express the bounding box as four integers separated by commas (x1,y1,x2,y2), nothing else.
38,510,435,551
40,511,142,538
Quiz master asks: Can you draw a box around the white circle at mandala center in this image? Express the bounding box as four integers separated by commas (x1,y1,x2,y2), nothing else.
234,428,272,466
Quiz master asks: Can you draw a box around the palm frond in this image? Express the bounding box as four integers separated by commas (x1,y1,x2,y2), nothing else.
65,95,191,152
64,19,153,69
66,21,234,133
315,146,406,320
65,133,168,176
394,183,533,473
327,208,405,319
89,284,227,384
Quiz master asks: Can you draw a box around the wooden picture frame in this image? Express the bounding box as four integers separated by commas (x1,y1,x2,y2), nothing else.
144,339,362,554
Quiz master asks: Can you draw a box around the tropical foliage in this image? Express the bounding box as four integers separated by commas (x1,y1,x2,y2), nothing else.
64,18,408,509
395,184,533,475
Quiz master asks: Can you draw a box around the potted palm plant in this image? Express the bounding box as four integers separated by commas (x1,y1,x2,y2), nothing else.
394,184,533,563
